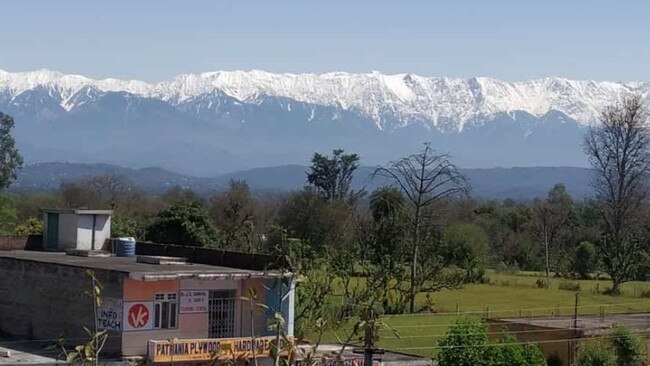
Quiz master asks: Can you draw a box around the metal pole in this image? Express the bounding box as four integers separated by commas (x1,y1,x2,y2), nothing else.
571,292,579,364
364,323,374,366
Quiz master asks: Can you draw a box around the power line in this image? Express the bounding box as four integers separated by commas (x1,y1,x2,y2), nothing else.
391,330,650,351
381,327,583,339
382,301,650,318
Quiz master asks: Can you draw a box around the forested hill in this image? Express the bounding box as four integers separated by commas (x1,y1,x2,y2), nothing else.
11,162,593,200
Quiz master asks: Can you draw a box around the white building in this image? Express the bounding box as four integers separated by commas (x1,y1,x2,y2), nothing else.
41,209,112,251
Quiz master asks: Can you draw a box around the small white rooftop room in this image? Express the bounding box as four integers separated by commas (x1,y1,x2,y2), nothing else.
41,209,112,251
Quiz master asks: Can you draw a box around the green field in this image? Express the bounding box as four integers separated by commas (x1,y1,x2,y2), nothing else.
313,272,650,359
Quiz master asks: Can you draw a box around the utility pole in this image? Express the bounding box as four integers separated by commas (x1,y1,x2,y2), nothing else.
364,322,374,366
570,292,579,364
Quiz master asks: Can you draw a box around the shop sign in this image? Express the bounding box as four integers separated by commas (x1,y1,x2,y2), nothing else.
96,297,123,332
179,290,208,313
321,358,382,366
123,301,154,331
148,336,282,363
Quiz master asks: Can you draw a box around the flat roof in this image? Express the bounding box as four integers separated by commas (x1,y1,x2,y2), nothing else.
41,208,113,215
492,313,650,334
0,345,58,365
0,250,282,281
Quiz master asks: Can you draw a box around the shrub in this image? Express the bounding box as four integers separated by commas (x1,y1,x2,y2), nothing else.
437,318,489,366
14,217,43,236
437,318,547,366
610,326,647,366
638,289,650,298
558,280,581,292
495,262,520,275
535,279,547,289
575,326,646,366
575,340,616,366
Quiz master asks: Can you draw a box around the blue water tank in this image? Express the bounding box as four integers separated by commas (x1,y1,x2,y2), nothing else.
116,237,136,257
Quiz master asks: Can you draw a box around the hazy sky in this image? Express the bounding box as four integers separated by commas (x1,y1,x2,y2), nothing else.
2,0,649,82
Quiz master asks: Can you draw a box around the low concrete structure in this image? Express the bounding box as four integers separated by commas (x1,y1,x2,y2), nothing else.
0,244,295,365
488,313,650,366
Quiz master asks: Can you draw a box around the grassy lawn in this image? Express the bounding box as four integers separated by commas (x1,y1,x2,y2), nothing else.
310,272,650,359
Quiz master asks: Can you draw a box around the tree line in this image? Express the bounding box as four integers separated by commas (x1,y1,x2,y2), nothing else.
1,97,650,362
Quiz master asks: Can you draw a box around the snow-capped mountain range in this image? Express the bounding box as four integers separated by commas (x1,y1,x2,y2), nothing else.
0,68,645,175
0,69,644,131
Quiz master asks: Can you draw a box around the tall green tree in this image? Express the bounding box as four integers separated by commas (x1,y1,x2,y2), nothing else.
145,200,220,247
307,149,360,201
440,223,489,282
583,94,650,294
0,112,23,191
573,241,599,279
211,180,257,251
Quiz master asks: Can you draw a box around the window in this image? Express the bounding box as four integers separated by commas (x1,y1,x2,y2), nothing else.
208,290,236,338
154,293,178,329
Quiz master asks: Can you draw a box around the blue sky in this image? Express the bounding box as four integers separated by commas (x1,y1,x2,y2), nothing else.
2,0,649,82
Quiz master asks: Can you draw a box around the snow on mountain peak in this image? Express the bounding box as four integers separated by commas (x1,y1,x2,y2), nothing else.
0,68,647,131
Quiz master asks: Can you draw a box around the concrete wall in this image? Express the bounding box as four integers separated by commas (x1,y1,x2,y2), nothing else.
77,214,111,250
57,213,78,250
121,277,272,357
0,235,42,251
489,321,574,365
0,257,123,354
122,278,182,356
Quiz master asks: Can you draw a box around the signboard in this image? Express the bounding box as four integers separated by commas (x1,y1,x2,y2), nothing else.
322,358,382,366
96,297,123,332
148,336,283,363
123,301,154,331
179,290,208,314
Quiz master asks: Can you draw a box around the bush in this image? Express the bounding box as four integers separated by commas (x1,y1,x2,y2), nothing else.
14,217,43,235
437,318,547,366
638,289,650,298
535,279,547,289
558,280,581,292
575,341,616,366
575,326,647,366
437,318,489,366
610,326,647,366
495,262,520,275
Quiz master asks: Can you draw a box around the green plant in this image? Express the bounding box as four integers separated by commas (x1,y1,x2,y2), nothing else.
638,289,650,298
558,280,580,292
14,217,43,235
610,326,646,366
535,279,547,289
437,318,546,366
575,340,616,366
51,270,108,366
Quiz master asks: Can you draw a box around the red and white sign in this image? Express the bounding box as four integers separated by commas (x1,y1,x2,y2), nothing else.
179,290,208,314
123,301,154,331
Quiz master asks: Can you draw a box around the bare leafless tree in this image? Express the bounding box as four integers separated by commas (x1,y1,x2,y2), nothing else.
583,94,650,294
373,143,471,312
